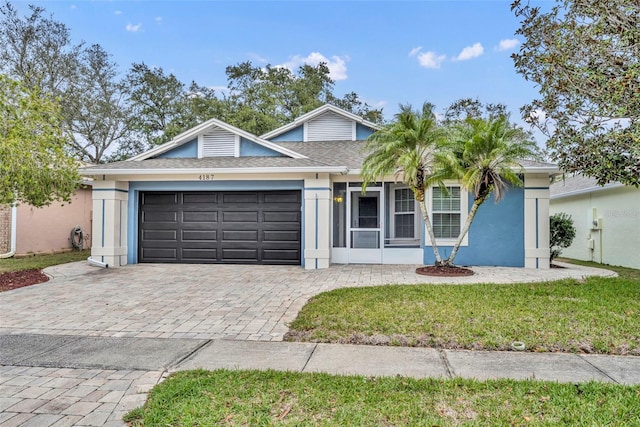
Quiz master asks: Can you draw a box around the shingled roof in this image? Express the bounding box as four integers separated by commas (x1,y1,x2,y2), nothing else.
550,174,625,198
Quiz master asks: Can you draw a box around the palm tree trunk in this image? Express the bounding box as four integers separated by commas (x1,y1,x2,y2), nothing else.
418,198,443,265
444,198,483,266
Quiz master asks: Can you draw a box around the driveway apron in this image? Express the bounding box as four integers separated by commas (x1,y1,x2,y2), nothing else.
0,262,616,342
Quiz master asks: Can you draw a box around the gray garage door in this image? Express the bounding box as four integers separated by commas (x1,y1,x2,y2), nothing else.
139,191,301,264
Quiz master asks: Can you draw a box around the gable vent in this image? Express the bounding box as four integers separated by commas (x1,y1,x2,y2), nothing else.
306,112,354,141
201,128,236,157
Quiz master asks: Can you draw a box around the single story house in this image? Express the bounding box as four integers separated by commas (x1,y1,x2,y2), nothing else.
550,175,640,269
0,183,92,258
82,104,557,269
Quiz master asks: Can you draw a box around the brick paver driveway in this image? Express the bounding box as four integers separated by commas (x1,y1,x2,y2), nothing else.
0,262,614,341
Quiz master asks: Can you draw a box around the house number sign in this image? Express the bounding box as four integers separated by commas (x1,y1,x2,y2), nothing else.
198,174,215,181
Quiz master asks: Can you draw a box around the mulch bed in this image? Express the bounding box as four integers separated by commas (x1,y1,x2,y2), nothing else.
415,265,474,277
0,269,49,292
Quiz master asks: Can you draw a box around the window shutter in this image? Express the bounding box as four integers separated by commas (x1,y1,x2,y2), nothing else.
306,112,353,141
201,128,236,157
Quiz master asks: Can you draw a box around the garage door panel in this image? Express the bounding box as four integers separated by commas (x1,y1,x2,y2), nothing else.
142,229,177,241
141,247,177,260
222,230,258,242
142,193,178,205
181,248,217,261
263,192,300,203
182,211,218,223
222,211,258,223
140,190,300,265
182,230,217,241
183,193,217,203
263,211,300,223
223,193,258,204
143,211,177,222
263,230,300,242
263,249,300,261
222,248,258,261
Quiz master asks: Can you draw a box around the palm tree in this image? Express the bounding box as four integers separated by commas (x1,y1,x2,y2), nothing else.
361,103,447,265
435,115,539,266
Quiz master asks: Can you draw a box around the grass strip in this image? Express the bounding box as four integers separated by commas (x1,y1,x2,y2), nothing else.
286,276,640,354
126,369,640,426
0,249,90,273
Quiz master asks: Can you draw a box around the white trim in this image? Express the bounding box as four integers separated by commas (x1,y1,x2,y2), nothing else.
424,182,469,247
234,135,240,157
352,121,357,141
83,166,349,176
129,118,307,161
260,104,381,140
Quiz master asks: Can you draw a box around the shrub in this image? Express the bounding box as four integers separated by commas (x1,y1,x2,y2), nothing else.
550,213,576,262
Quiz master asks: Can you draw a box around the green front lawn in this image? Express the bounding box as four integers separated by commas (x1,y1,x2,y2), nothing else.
286,273,640,355
0,249,90,273
126,369,640,426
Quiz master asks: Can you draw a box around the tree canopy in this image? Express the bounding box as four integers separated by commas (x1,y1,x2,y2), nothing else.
0,74,79,206
512,0,640,187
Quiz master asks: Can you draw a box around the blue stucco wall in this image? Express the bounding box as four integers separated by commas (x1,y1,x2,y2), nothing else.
356,123,375,140
127,180,305,266
423,187,525,267
268,125,304,142
156,139,198,158
239,137,282,156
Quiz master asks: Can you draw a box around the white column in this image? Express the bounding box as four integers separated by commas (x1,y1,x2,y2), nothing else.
524,174,551,268
91,181,129,267
303,175,331,269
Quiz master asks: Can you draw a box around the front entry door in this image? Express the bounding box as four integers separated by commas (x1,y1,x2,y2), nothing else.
348,187,382,263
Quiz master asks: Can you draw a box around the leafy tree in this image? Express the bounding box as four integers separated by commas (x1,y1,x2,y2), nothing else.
64,44,130,163
549,212,576,262
0,1,81,94
512,0,640,187
435,115,539,266
126,62,188,148
361,103,447,265
0,74,79,206
1,3,130,163
224,61,383,135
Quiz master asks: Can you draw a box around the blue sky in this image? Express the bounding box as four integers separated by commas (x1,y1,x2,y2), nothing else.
14,0,546,133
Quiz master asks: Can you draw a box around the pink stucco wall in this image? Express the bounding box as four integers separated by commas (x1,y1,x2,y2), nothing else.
15,187,93,255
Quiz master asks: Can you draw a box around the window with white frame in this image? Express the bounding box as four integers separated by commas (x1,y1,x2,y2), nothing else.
432,186,461,239
394,188,415,238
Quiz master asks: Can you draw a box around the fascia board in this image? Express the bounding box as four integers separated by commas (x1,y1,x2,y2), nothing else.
128,118,307,161
81,166,349,176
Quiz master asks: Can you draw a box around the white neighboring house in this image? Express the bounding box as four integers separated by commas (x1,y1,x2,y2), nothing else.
550,175,640,269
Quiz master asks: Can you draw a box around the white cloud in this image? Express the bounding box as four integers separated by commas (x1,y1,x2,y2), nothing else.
114,10,122,15
126,23,142,33
155,16,162,24
454,42,484,61
282,52,348,81
417,51,446,69
408,46,422,57
498,38,520,51
70,4,77,10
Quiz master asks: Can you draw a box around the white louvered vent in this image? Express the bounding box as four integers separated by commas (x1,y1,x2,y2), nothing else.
306,112,354,141
201,128,236,157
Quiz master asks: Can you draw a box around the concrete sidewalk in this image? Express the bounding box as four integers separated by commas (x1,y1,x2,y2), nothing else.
2,334,639,426
5,334,639,385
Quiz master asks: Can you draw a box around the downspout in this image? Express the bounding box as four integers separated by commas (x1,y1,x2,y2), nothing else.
0,205,17,259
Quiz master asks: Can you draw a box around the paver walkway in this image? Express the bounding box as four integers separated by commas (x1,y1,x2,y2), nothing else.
0,261,624,426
